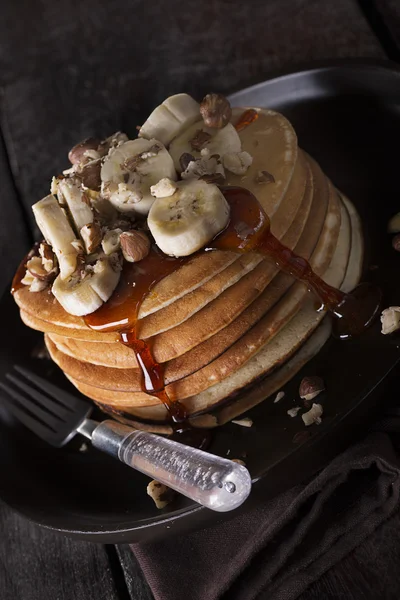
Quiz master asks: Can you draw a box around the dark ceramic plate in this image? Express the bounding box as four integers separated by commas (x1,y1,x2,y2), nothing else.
1,61,400,543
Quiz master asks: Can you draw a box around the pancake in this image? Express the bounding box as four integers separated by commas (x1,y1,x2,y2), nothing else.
13,100,366,433
43,191,350,403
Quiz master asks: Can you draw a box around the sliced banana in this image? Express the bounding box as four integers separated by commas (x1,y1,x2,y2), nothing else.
52,256,121,316
32,195,80,280
101,138,177,216
169,121,241,173
139,94,201,147
57,178,94,250
147,180,230,257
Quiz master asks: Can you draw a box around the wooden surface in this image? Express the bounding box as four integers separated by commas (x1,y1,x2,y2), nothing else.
1,0,400,598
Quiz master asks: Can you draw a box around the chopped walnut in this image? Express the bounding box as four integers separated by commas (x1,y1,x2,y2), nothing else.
302,403,323,426
381,306,400,335
150,178,177,198
255,170,275,184
147,480,175,509
189,129,212,151
181,155,225,181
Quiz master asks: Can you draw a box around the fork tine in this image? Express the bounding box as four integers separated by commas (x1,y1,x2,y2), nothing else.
6,373,70,422
0,379,61,430
14,366,82,411
0,382,58,438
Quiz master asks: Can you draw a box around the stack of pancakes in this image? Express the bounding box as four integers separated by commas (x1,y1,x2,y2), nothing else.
14,108,363,433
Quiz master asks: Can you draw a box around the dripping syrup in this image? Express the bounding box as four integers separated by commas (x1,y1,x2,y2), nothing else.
84,247,191,423
14,189,382,425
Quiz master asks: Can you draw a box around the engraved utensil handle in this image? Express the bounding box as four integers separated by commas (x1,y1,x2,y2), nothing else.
91,420,252,512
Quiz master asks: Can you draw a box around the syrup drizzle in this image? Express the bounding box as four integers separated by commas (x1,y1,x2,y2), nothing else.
13,188,382,424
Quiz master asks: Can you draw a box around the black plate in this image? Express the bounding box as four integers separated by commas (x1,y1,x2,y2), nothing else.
1,60,400,543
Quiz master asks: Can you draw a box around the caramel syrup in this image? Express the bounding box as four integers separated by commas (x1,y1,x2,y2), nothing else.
84,248,191,423
13,188,381,424
235,109,259,132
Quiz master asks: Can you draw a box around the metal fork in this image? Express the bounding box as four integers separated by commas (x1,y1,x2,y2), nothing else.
0,366,251,512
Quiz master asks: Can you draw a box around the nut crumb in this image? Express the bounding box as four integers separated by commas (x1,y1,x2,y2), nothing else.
150,178,177,198
274,391,285,403
223,151,253,175
287,406,301,418
302,403,323,426
255,170,275,184
231,417,253,428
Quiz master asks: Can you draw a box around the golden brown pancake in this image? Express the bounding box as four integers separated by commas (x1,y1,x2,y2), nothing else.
14,106,364,432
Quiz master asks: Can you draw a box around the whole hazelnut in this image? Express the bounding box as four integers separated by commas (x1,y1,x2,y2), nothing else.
200,93,232,129
299,376,325,402
68,137,101,165
120,230,151,263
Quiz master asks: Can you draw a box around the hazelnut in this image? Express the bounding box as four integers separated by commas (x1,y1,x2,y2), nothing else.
120,230,151,263
299,376,325,402
179,152,195,172
392,233,400,252
200,93,232,129
189,129,212,151
68,137,101,165
80,222,102,254
76,159,102,191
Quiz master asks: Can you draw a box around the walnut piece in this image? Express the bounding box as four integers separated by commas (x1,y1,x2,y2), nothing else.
147,480,175,509
302,403,323,426
120,230,150,263
189,129,212,151
381,306,400,335
179,152,195,173
223,151,253,175
75,159,102,191
255,170,275,184
39,242,57,273
80,222,102,254
150,178,177,198
200,93,232,129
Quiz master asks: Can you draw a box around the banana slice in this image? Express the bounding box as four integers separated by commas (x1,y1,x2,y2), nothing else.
101,138,177,216
147,180,230,257
32,195,80,280
52,256,121,316
139,94,201,147
57,178,94,249
169,122,241,173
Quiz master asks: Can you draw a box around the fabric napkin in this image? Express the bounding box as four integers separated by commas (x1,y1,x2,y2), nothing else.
131,431,400,600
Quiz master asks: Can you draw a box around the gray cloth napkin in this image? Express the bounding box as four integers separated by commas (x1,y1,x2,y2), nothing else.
131,432,400,600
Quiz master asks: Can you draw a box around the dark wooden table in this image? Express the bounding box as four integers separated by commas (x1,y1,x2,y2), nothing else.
1,1,400,598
